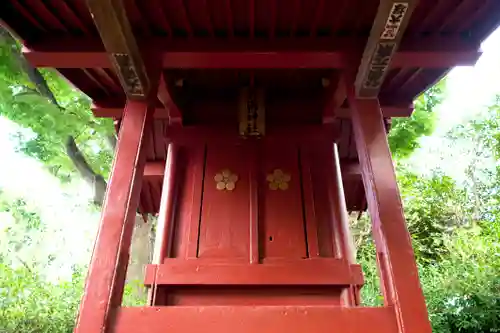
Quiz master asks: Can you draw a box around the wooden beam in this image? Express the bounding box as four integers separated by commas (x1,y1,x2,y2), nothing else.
144,259,361,286
355,1,418,98
91,104,168,118
323,75,347,123
337,104,414,118
157,73,182,124
86,0,151,98
23,49,480,69
391,50,481,68
143,160,361,181
74,101,153,333
22,36,480,69
92,102,413,119
113,306,398,333
346,77,432,331
25,35,480,53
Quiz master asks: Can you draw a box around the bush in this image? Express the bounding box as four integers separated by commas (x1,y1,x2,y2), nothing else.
0,264,84,333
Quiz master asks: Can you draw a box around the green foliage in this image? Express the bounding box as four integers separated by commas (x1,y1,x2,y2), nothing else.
0,191,45,266
388,80,445,159
422,224,500,333
0,263,146,333
0,32,114,182
398,170,469,262
0,264,84,333
358,173,500,333
358,98,500,332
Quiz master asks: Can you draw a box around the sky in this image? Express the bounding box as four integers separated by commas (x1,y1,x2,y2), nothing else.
0,27,499,278
408,27,500,181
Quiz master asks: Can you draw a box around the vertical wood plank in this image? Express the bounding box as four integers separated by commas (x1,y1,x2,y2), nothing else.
260,144,307,259
197,143,251,259
347,83,432,332
307,144,336,258
299,147,319,258
249,142,260,263
186,145,206,259
73,100,152,333
169,147,196,259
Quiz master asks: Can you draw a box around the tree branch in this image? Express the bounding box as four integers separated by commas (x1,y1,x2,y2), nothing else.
2,27,109,205
0,27,61,109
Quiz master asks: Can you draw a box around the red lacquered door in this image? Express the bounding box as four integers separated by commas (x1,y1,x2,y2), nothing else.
146,138,361,306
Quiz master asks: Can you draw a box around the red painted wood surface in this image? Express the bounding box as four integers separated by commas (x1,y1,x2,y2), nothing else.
113,306,399,333
303,144,337,258
143,135,363,308
260,144,306,259
198,143,251,259
347,84,432,331
144,259,361,286
73,100,152,333
22,44,481,69
163,287,343,306
168,147,202,259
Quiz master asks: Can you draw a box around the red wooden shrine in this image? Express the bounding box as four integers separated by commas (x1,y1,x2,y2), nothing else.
2,1,499,332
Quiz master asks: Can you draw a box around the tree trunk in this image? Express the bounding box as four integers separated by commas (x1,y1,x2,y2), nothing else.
2,27,153,290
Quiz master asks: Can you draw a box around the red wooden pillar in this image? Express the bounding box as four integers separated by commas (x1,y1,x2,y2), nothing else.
148,142,177,305
74,100,153,333
347,91,432,330
330,143,359,305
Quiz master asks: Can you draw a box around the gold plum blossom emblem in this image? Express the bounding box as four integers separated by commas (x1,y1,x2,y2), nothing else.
267,169,291,191
214,169,238,191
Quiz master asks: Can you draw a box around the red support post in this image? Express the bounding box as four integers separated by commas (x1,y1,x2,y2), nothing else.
148,142,177,305
346,83,432,332
330,143,359,305
73,100,153,333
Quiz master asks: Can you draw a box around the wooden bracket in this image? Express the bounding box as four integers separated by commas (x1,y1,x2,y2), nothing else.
355,1,418,98
86,0,151,99
158,73,182,124
323,75,347,124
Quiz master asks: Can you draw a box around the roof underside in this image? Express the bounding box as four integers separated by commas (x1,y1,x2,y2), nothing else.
2,0,499,106
1,0,499,213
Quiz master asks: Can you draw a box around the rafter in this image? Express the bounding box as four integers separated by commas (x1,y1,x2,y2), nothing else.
311,0,324,37
56,1,90,33
291,0,300,37
179,0,193,37
150,0,173,36
202,0,214,37
225,0,234,37
249,0,255,38
25,0,67,32
355,1,418,98
269,0,276,38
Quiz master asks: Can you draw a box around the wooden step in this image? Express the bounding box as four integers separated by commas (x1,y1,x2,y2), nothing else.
113,306,398,333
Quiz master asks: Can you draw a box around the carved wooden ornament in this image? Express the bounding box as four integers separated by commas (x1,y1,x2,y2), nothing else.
238,88,265,137
267,169,291,191
355,1,414,98
214,169,238,191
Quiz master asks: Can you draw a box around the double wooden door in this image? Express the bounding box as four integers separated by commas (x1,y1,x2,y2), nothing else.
145,139,362,306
